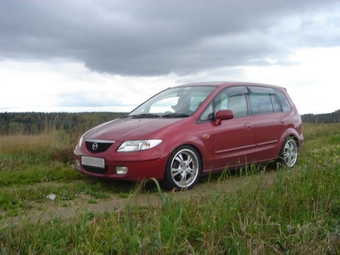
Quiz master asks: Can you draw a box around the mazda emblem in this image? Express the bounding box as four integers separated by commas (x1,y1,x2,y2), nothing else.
92,142,98,151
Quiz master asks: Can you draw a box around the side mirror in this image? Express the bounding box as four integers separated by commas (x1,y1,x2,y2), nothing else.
215,110,234,125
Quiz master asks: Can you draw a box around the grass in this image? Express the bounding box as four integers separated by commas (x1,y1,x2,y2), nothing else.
0,123,339,254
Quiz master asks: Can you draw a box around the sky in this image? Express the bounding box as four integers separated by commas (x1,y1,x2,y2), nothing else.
1,0,340,115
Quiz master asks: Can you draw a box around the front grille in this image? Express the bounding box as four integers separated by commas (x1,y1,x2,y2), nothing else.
83,165,108,175
85,139,114,153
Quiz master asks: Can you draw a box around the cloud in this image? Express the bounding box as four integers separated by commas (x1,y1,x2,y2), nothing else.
1,0,340,114
1,0,339,76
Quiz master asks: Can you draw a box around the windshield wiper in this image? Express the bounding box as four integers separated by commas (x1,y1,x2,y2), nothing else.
162,113,190,118
127,113,161,118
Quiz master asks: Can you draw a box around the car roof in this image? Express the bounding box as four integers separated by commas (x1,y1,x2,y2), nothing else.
173,81,285,90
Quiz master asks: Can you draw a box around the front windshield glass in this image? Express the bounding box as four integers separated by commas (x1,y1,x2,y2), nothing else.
126,86,216,118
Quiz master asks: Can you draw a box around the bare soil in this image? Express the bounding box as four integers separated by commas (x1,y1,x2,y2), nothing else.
2,170,278,226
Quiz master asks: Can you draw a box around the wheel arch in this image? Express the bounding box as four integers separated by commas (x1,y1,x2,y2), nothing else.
278,134,299,168
161,143,203,190
163,143,204,177
280,127,303,151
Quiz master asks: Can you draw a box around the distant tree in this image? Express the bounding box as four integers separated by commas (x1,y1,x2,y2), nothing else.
8,122,23,135
0,112,128,135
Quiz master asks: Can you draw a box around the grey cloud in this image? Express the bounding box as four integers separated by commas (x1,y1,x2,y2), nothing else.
1,0,339,76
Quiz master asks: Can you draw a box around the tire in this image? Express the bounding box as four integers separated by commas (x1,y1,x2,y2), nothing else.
279,137,298,168
162,145,201,190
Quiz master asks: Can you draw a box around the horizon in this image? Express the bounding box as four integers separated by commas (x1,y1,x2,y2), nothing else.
1,109,339,116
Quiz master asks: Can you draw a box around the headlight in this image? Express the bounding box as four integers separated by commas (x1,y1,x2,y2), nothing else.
117,139,162,152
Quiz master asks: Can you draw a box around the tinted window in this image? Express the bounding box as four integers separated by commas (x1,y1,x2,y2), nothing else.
249,93,274,114
271,94,282,112
215,87,248,118
200,87,248,120
274,89,292,112
226,94,248,117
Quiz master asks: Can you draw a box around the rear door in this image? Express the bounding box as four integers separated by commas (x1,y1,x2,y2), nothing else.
248,86,288,161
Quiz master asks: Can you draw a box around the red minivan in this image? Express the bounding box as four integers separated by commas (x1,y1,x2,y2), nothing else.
74,82,303,190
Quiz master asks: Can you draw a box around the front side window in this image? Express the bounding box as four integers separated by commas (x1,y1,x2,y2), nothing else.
226,94,248,118
199,86,248,121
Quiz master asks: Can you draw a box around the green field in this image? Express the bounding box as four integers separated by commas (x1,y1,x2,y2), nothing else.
0,123,339,254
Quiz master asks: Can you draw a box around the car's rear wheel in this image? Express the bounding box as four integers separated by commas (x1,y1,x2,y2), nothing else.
162,145,201,190
279,137,298,168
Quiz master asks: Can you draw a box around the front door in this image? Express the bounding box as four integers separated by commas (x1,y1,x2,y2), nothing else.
211,87,256,170
213,115,256,170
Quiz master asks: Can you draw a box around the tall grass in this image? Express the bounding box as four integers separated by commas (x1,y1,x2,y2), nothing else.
0,123,339,254
0,131,81,190
1,161,339,254
0,130,147,217
0,129,77,162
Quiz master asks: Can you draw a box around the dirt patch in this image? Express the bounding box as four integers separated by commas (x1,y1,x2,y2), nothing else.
1,170,278,226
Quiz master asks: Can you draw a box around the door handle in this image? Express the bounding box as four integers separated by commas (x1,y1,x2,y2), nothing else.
279,118,286,124
244,123,252,130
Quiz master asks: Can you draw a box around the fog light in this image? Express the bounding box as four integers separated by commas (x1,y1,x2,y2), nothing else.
75,159,81,170
116,166,128,175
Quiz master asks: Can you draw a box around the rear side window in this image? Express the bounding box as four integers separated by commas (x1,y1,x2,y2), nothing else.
248,86,292,114
249,93,274,114
274,89,292,112
271,94,281,112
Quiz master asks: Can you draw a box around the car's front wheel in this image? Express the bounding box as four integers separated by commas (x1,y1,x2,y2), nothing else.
162,145,201,190
279,137,298,168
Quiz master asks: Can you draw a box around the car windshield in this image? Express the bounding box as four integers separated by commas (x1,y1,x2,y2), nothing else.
125,86,216,118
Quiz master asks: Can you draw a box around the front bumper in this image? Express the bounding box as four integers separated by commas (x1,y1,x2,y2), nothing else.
73,148,167,181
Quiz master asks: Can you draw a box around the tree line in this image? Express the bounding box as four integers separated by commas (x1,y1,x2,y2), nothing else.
0,110,339,135
0,112,127,135
301,110,340,124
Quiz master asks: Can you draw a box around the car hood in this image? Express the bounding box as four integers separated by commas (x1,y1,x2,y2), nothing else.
84,118,185,141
